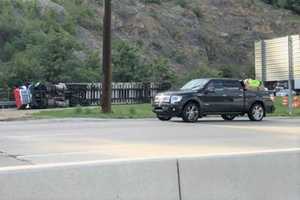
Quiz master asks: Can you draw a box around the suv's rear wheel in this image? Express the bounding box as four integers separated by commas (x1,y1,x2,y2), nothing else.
157,115,172,121
182,102,200,122
221,114,236,121
248,103,265,121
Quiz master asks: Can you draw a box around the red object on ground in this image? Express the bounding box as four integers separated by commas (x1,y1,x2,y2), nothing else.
14,88,22,109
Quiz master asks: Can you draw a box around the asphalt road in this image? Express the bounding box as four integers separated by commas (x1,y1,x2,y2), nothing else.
0,117,299,168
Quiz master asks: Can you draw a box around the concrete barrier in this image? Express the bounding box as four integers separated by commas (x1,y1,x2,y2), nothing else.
178,150,300,200
0,159,180,200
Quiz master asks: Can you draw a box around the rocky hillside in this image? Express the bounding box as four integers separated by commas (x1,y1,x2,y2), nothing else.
77,0,300,77
1,0,300,86
106,0,300,76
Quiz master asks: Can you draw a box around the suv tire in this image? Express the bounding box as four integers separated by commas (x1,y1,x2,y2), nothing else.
248,103,265,121
182,102,200,123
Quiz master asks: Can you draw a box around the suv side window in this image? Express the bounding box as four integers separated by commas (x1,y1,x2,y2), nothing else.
207,80,224,91
224,80,242,90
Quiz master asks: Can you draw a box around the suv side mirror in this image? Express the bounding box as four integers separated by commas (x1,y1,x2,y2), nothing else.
205,87,215,94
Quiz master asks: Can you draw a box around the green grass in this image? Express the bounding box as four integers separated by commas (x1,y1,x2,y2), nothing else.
32,104,155,119
270,96,300,116
32,98,300,119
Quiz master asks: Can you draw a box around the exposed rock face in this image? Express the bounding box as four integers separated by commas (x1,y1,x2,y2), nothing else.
36,0,65,22
76,26,102,50
44,0,300,77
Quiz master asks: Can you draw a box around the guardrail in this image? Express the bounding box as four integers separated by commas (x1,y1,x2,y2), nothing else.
0,149,299,200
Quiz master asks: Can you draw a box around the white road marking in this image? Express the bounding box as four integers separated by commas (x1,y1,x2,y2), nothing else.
1,148,299,172
18,151,113,158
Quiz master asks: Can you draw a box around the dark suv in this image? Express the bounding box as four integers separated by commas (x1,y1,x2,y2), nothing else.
153,78,275,122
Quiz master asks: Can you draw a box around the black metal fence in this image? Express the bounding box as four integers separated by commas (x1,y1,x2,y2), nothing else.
0,88,15,108
66,82,170,106
0,88,11,101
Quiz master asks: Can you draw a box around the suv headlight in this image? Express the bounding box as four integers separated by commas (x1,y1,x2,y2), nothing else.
170,95,183,104
155,94,171,103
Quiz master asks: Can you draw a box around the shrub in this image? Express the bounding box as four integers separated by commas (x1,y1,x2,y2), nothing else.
262,0,300,14
0,0,101,87
143,0,162,5
175,0,187,8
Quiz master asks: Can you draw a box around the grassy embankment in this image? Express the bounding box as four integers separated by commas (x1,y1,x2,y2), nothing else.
32,104,155,119
32,97,300,119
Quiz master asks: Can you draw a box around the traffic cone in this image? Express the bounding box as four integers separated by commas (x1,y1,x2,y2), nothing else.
293,96,300,108
282,96,288,107
292,101,299,108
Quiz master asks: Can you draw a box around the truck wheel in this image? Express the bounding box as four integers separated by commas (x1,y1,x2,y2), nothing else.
157,115,172,121
182,102,199,123
248,103,265,121
221,114,236,121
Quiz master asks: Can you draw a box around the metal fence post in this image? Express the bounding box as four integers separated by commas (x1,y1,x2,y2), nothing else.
261,40,267,82
288,36,294,115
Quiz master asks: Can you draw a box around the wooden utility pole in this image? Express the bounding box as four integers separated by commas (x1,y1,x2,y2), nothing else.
101,0,112,113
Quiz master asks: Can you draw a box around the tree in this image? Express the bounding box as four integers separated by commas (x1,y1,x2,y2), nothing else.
112,40,177,84
146,57,176,83
40,31,80,82
0,0,101,87
112,40,143,82
262,0,300,14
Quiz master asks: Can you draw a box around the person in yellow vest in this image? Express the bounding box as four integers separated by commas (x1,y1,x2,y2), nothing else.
244,79,263,91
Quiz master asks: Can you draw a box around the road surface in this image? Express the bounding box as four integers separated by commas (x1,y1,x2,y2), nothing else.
0,117,299,168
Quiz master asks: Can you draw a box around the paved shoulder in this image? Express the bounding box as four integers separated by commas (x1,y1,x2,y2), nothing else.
0,118,299,168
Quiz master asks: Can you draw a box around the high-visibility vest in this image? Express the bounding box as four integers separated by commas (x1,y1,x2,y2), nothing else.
248,79,261,88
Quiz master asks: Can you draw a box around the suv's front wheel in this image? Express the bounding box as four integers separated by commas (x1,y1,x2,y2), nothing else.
248,103,265,121
182,102,200,123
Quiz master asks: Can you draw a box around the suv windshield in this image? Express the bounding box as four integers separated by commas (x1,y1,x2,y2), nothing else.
181,79,209,91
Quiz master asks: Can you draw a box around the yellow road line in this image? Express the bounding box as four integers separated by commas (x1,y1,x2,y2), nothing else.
22,140,261,159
